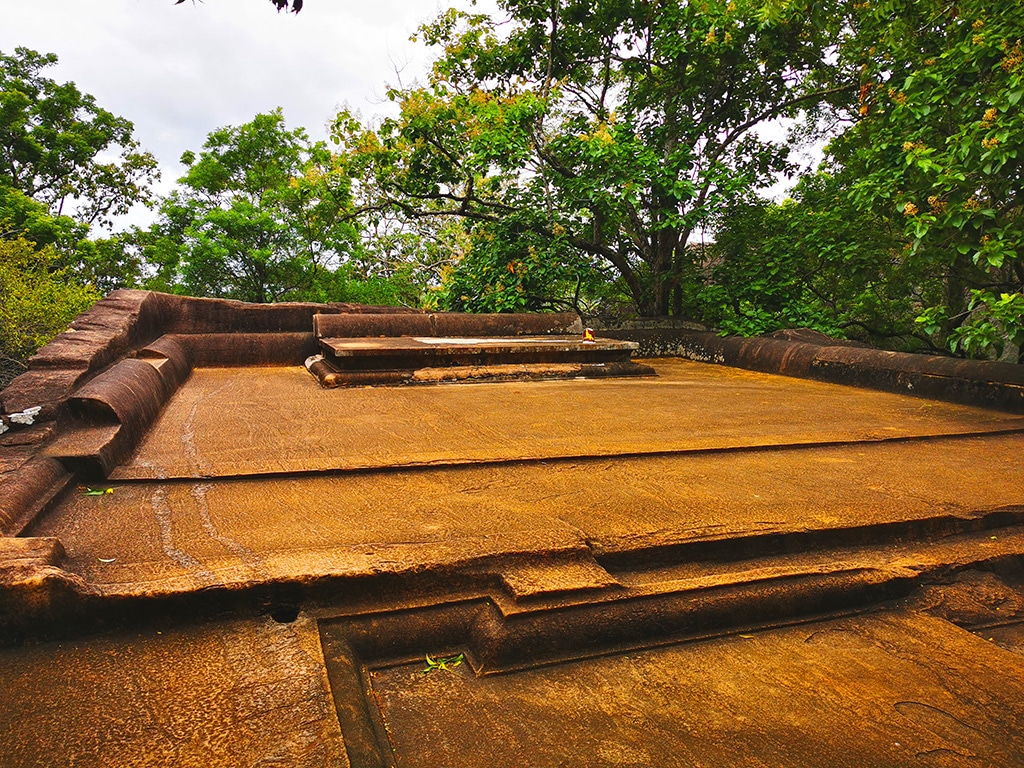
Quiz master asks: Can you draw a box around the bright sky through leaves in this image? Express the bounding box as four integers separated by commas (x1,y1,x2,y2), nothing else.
0,0,493,227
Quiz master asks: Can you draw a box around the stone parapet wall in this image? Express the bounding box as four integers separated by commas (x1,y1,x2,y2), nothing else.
313,311,582,339
602,326,1024,412
0,292,423,536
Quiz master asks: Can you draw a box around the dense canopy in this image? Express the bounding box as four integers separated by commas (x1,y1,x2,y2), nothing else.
3,0,1023,376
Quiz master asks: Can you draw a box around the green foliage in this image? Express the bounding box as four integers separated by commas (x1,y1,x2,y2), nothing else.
334,0,858,317
706,172,939,348
422,653,464,674
2,7,1020,371
0,185,87,248
0,47,158,231
831,0,1024,359
300,262,423,307
434,215,613,313
139,110,362,303
0,46,157,304
0,238,100,387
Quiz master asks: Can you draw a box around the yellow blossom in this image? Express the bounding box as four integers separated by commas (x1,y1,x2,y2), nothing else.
591,123,615,145
982,107,998,123
1002,41,1024,72
903,202,919,216
982,137,1000,149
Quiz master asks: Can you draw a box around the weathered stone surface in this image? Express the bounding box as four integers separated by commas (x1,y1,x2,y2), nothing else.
0,457,72,535
0,536,91,625
29,289,156,372
313,311,582,339
106,362,1024,479
487,550,620,600
69,289,154,338
314,312,434,338
7,291,1024,767
364,610,1024,767
0,368,89,418
27,328,130,370
0,614,348,768
0,422,55,449
150,292,423,335
0,536,65,567
653,328,1024,410
46,358,178,477
319,335,637,371
907,570,1024,627
0,443,35,475
408,360,655,384
137,334,194,390
166,331,318,366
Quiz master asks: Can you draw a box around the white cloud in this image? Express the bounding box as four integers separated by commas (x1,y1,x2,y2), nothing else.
1,0,492,228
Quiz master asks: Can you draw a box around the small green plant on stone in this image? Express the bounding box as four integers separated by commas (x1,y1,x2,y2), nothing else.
422,653,464,675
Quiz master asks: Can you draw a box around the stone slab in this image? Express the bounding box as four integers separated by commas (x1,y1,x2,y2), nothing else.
111,359,1024,480
0,614,348,768
28,432,1024,594
365,610,1024,767
321,336,634,356
319,335,637,370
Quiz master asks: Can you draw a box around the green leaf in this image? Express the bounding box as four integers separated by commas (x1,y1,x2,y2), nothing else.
422,653,465,674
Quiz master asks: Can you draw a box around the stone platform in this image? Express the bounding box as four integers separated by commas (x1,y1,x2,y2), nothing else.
3,291,1024,767
320,335,637,366
308,311,651,386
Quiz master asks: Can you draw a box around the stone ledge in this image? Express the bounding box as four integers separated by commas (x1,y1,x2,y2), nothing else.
603,328,1024,412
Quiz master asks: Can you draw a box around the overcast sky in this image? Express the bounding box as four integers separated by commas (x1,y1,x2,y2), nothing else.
1,0,494,228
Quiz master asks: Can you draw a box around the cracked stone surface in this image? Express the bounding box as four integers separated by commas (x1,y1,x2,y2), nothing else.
0,614,347,768
368,610,1024,768
7,325,1024,767
109,360,1024,479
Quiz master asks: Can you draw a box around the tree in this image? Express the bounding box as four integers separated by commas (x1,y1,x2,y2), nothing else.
706,171,938,348
0,47,158,232
0,184,86,248
826,0,1024,360
0,238,100,388
333,0,858,316
140,110,360,303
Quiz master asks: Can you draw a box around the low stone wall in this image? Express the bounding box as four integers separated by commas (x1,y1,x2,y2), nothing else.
313,311,583,339
602,326,1024,412
4,296,1023,537
0,292,424,534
